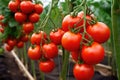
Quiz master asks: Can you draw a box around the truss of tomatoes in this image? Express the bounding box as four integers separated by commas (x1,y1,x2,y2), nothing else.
0,0,43,51
27,11,110,80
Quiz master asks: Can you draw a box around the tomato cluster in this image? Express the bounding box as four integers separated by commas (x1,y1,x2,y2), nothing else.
0,0,43,51
8,0,43,34
61,11,110,80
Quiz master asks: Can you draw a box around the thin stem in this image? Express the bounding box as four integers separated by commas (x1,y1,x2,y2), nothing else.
59,50,70,80
36,0,54,32
31,60,36,80
23,43,28,69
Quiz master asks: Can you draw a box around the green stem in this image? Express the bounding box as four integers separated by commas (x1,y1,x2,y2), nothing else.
23,43,28,69
40,68,45,80
31,60,36,80
111,0,120,79
36,0,54,32
59,50,70,80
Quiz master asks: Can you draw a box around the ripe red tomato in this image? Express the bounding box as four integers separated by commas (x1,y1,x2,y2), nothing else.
20,35,29,42
30,31,47,45
7,39,17,47
14,12,27,23
62,15,83,32
61,31,82,51
29,13,39,23
5,44,14,52
23,22,34,34
73,63,94,80
87,22,110,43
71,51,80,62
0,15,4,20
16,41,24,48
81,42,105,65
8,1,19,12
42,43,58,59
20,1,34,14
28,45,42,60
0,28,4,33
50,29,65,45
34,4,43,14
39,59,55,73
0,15,5,27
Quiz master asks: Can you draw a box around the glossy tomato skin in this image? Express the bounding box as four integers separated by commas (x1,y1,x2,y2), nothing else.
39,59,55,73
61,31,82,51
0,28,4,33
16,41,24,48
28,45,42,60
87,22,110,43
8,1,19,12
23,22,34,34
42,43,58,59
73,63,94,80
14,12,27,23
81,42,105,65
34,4,43,14
20,34,29,42
29,13,39,23
20,1,34,14
50,29,65,45
30,31,47,45
62,15,83,32
71,51,80,62
7,39,17,47
5,44,14,52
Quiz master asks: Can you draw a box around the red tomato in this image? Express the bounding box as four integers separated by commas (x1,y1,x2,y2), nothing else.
30,31,47,45
87,22,110,43
29,13,40,23
81,42,105,65
20,1,34,14
0,28,4,33
50,29,65,45
8,1,19,12
34,4,43,14
7,39,17,47
62,15,83,32
23,22,34,34
73,63,94,80
61,31,82,51
28,45,42,60
16,41,24,48
20,35,29,42
39,59,55,73
42,43,58,59
0,15,5,27
5,44,14,52
71,51,80,62
0,15,4,20
14,12,27,23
